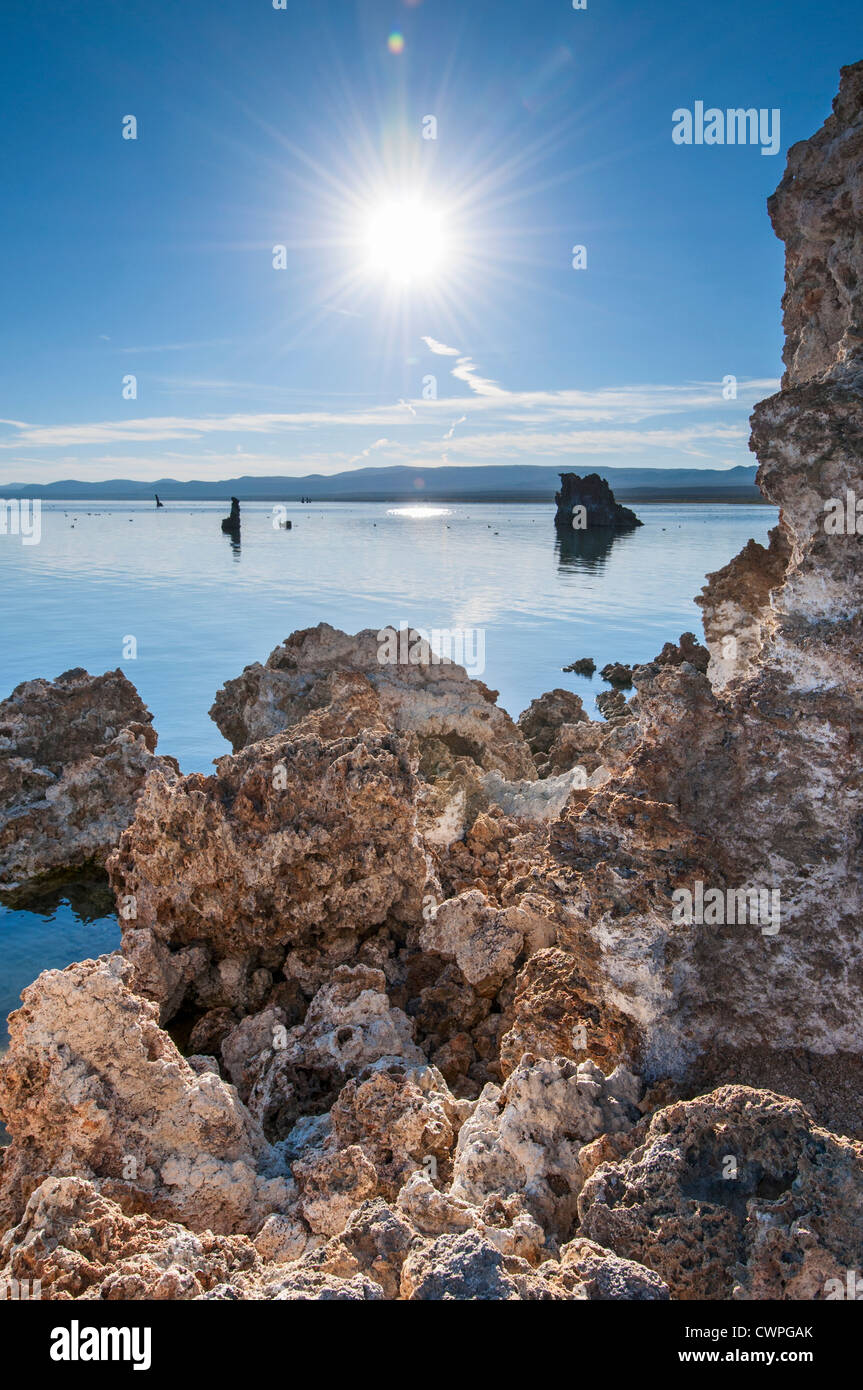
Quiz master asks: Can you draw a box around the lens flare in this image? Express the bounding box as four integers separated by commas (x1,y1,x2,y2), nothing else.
387,32,405,54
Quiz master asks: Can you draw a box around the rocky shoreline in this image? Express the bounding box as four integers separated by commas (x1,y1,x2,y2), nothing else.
1,63,862,1301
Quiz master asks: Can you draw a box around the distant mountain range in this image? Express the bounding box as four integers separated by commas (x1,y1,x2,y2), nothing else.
0,463,763,503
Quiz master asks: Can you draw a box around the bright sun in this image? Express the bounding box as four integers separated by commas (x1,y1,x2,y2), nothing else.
364,198,446,284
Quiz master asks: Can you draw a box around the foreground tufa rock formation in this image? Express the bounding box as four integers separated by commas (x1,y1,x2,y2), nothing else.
107,728,431,1023
544,62,863,1117
209,622,537,781
0,1174,670,1300
2,66,863,1301
0,955,290,1237
0,668,176,892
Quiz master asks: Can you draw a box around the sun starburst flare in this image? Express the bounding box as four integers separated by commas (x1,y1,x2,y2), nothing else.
363,198,447,284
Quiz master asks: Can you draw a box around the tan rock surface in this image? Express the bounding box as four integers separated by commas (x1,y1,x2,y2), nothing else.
0,1176,258,1300
108,727,431,1021
210,622,537,780
0,955,290,1236
0,668,176,890
224,966,426,1136
544,70,863,1087
451,1054,641,1238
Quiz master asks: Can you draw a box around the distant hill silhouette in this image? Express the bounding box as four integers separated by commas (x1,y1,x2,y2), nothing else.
0,463,762,503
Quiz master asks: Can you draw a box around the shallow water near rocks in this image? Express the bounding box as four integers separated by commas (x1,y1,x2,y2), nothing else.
0,879,119,1052
0,497,776,1034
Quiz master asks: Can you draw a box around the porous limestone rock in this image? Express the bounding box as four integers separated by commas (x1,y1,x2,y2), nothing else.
399,1229,570,1300
209,622,536,781
2,63,862,1307
543,66,863,1099
0,1176,258,1300
432,814,547,913
556,1236,669,1300
416,759,581,847
578,1086,863,1300
415,760,485,848
599,662,633,688
207,1267,386,1300
540,711,636,782
327,1061,466,1196
398,960,498,1095
768,62,863,387
595,688,631,721
108,728,431,1020
480,766,593,820
517,688,588,764
292,1145,379,1237
252,1212,311,1265
450,1054,641,1238
499,948,641,1079
653,630,710,673
291,1198,418,1298
517,688,629,783
0,1175,589,1300
396,1170,546,1263
420,889,526,988
0,955,290,1235
696,533,790,688
223,967,426,1137
0,668,176,890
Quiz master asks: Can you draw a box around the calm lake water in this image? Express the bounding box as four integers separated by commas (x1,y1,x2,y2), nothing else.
0,497,777,1045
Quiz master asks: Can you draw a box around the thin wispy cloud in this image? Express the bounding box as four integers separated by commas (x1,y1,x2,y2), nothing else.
394,423,750,462
0,329,778,484
349,436,390,464
0,381,775,450
451,357,507,397
118,339,233,354
421,336,461,356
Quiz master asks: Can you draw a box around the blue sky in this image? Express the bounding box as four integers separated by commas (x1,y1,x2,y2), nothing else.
1,0,861,483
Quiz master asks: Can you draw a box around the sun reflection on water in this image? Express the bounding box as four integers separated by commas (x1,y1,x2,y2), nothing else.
386,505,452,519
